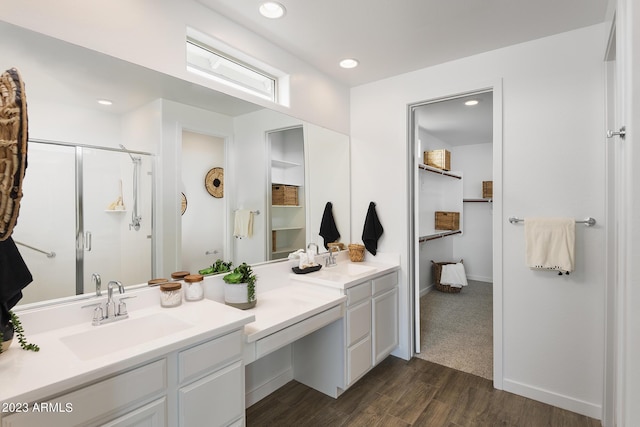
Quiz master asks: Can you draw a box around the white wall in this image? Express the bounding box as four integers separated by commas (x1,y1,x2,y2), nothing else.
159,99,235,276
351,24,606,418
452,143,493,282
181,131,226,273
0,0,350,134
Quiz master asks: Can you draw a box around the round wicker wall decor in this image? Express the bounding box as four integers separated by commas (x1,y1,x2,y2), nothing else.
0,68,28,241
205,167,224,198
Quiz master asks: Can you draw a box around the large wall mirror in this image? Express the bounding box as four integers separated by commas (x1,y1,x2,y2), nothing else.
1,21,351,307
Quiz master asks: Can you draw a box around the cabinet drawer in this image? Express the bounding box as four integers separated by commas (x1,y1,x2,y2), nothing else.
179,330,243,384
2,359,167,427
255,304,343,359
372,272,397,296
346,282,371,306
347,336,372,386
179,361,244,427
347,300,371,346
101,397,166,427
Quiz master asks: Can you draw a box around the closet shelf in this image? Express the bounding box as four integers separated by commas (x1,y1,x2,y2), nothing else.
418,230,462,243
463,198,492,203
418,163,461,179
271,159,301,169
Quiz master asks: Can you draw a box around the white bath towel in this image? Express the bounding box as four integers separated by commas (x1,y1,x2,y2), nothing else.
524,217,575,274
440,263,468,288
233,209,254,239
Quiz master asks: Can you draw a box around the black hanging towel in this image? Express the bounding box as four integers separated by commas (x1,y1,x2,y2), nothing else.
0,237,33,329
362,202,384,255
319,202,340,249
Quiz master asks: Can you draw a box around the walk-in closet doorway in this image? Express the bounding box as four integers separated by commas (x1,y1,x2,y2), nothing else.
408,84,503,387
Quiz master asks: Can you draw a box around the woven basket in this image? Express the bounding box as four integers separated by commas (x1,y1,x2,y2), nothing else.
431,260,463,293
348,244,365,262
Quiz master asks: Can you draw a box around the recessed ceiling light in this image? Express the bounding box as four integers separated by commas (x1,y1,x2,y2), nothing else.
97,99,113,106
464,100,479,106
339,58,359,69
259,2,286,19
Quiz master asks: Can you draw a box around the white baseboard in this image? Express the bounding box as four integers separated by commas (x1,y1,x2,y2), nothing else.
503,378,602,420
420,284,433,297
466,274,493,283
245,367,294,408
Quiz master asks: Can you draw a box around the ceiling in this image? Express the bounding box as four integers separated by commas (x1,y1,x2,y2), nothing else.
197,0,608,87
415,91,493,146
0,21,263,117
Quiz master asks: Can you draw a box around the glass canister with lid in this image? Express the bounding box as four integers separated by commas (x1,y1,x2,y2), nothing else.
159,282,182,307
184,274,204,301
171,271,190,282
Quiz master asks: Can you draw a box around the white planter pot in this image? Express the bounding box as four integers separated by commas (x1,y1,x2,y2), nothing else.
224,283,256,310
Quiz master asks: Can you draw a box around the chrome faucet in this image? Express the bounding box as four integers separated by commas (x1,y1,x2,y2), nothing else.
106,281,125,318
325,246,339,268
82,280,134,326
92,273,102,297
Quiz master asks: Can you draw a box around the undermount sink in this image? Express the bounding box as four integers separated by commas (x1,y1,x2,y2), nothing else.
60,312,192,360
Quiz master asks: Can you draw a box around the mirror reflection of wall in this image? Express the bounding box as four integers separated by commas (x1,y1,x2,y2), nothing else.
268,126,306,260
181,131,226,273
3,21,351,307
14,142,153,304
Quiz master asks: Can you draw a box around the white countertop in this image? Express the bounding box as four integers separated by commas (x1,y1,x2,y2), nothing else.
0,299,254,404
243,284,346,343
288,259,400,290
1,253,400,405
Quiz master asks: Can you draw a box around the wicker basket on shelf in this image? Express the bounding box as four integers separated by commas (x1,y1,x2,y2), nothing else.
431,260,463,293
348,244,365,262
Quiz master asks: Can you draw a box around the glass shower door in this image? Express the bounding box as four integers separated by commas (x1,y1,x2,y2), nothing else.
12,142,76,304
82,148,153,291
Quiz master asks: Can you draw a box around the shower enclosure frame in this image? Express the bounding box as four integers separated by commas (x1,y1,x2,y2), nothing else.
31,138,155,297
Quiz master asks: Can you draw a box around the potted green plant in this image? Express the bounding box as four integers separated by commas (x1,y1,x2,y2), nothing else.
198,259,233,276
222,262,257,310
0,311,39,355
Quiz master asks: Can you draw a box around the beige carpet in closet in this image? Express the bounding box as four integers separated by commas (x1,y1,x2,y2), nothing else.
417,280,493,380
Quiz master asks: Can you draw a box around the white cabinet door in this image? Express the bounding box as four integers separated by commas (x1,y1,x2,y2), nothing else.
101,398,166,427
372,288,399,365
346,299,371,346
178,361,244,427
347,336,372,386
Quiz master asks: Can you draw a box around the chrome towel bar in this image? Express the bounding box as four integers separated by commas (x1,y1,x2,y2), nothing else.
508,217,596,226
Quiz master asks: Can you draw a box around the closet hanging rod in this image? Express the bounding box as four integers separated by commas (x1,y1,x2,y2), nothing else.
418,230,462,243
508,217,596,226
418,164,462,179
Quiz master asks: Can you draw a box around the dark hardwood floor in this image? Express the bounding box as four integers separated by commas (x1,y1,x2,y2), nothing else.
246,356,602,426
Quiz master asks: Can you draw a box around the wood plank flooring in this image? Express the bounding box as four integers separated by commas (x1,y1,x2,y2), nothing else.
246,356,602,426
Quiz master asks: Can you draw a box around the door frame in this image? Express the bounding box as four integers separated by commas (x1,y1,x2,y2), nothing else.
407,80,504,388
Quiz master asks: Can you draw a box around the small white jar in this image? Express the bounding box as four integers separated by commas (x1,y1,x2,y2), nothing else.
159,282,182,307
184,274,204,301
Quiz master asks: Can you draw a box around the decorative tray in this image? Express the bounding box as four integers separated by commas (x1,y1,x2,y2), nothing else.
291,265,322,274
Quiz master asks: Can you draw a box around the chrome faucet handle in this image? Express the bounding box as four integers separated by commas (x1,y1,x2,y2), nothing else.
81,302,104,324
116,295,137,316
